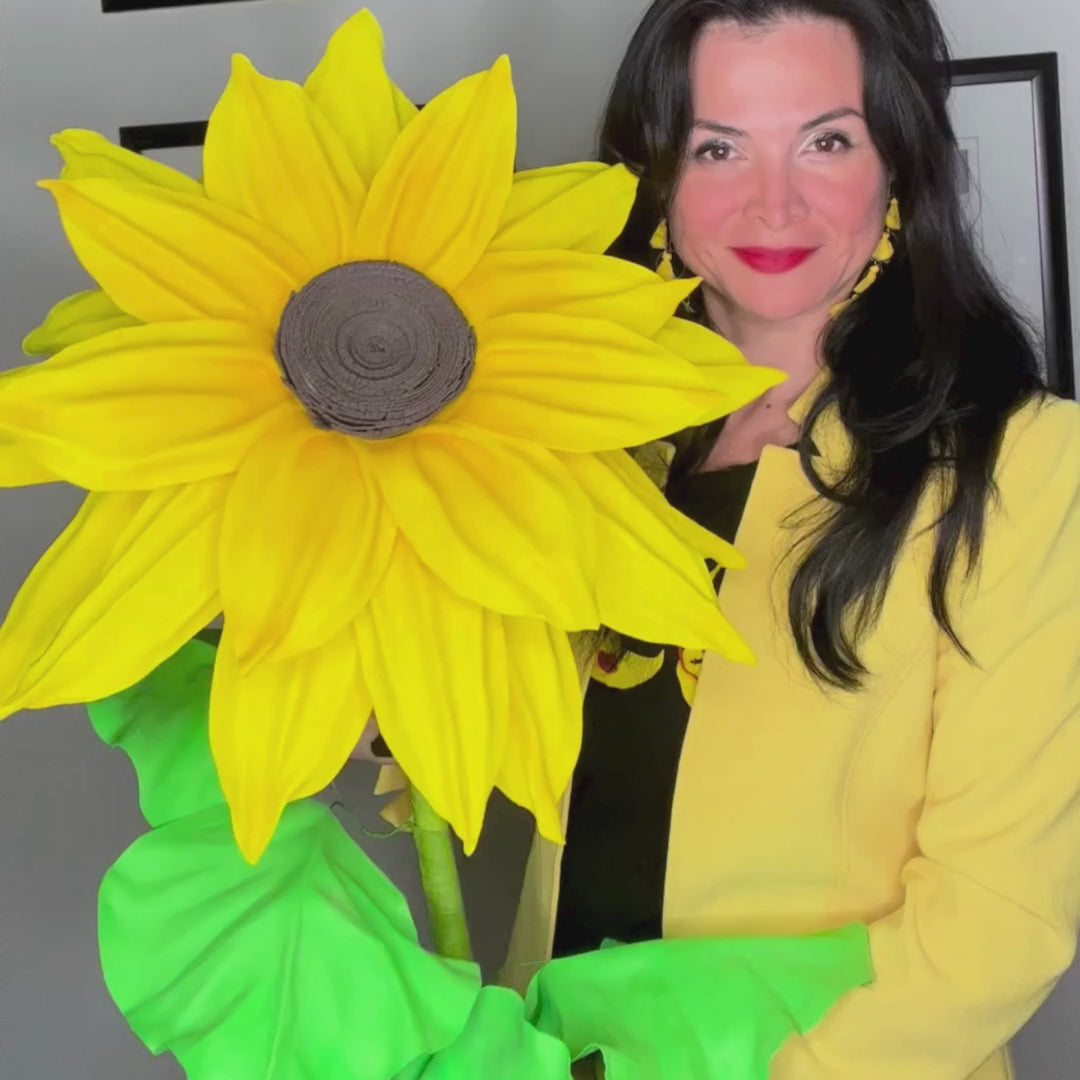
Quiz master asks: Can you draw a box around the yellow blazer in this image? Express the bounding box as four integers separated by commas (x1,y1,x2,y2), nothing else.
503,392,1080,1080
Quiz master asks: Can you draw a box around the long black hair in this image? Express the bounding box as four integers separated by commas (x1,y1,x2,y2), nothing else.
602,0,1044,689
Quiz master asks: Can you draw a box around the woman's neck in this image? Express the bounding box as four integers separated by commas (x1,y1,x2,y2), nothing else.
703,290,827,412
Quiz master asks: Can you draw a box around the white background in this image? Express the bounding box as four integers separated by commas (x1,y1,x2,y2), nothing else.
0,0,1076,1076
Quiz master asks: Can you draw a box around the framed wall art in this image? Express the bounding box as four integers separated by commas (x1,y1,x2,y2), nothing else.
947,52,1074,398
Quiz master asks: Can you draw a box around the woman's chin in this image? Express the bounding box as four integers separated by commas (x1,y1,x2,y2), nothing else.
724,289,832,324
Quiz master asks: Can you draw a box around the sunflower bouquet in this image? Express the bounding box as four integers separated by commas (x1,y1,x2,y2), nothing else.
0,11,871,1079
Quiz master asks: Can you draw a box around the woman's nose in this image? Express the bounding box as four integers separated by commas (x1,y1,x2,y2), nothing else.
743,162,809,231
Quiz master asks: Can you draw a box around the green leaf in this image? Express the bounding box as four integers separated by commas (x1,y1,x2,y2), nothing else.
393,987,572,1080
99,797,483,1080
525,925,873,1080
87,636,223,827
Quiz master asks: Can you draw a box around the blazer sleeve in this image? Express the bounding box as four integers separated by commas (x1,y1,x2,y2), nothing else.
770,397,1080,1080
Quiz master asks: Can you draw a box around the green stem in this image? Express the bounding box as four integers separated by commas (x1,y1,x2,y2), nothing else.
409,784,473,962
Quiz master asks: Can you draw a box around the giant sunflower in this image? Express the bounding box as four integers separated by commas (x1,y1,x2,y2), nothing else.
0,10,780,862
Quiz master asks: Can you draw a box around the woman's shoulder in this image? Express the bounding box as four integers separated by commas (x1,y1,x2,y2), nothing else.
971,394,1080,588
993,393,1080,507
1001,391,1080,449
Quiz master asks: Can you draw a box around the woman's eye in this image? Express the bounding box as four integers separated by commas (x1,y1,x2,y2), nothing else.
694,140,733,163
811,132,853,154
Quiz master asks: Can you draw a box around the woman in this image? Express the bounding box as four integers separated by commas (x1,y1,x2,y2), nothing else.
503,2,1080,1078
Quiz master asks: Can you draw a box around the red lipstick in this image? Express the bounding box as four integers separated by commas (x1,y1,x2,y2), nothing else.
731,247,817,274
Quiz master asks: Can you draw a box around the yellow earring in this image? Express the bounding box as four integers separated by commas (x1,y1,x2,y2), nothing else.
885,196,902,232
831,197,901,316
650,219,676,281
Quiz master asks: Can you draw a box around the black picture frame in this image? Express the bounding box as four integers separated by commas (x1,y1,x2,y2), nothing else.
117,105,425,160
103,0,261,11
947,53,1074,398
118,120,208,154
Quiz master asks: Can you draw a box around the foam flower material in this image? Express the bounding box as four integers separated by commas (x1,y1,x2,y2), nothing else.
89,638,484,1080
0,10,782,862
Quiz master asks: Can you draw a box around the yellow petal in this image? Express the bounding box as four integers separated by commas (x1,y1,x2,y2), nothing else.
598,449,746,569
220,420,396,670
211,621,370,863
52,128,202,195
455,249,697,337
0,321,294,490
304,9,414,185
367,425,597,628
0,480,226,719
652,317,786,419
489,162,637,255
379,790,414,828
374,763,408,797
355,539,509,854
0,433,56,487
204,55,365,271
353,57,516,291
22,289,139,357
373,764,415,828
450,312,722,451
40,177,310,328
392,84,419,129
560,452,755,663
497,618,582,843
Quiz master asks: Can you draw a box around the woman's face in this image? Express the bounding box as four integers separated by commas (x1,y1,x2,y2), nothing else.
670,17,890,325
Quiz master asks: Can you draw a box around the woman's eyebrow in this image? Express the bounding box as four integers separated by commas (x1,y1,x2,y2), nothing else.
692,106,864,139
693,119,747,137
799,106,864,131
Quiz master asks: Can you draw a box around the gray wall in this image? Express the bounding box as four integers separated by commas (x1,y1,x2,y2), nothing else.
0,0,1075,1077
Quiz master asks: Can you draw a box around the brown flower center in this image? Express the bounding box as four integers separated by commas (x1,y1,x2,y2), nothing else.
274,261,476,439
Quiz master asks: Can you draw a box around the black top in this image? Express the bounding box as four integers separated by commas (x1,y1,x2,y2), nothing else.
552,459,760,956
